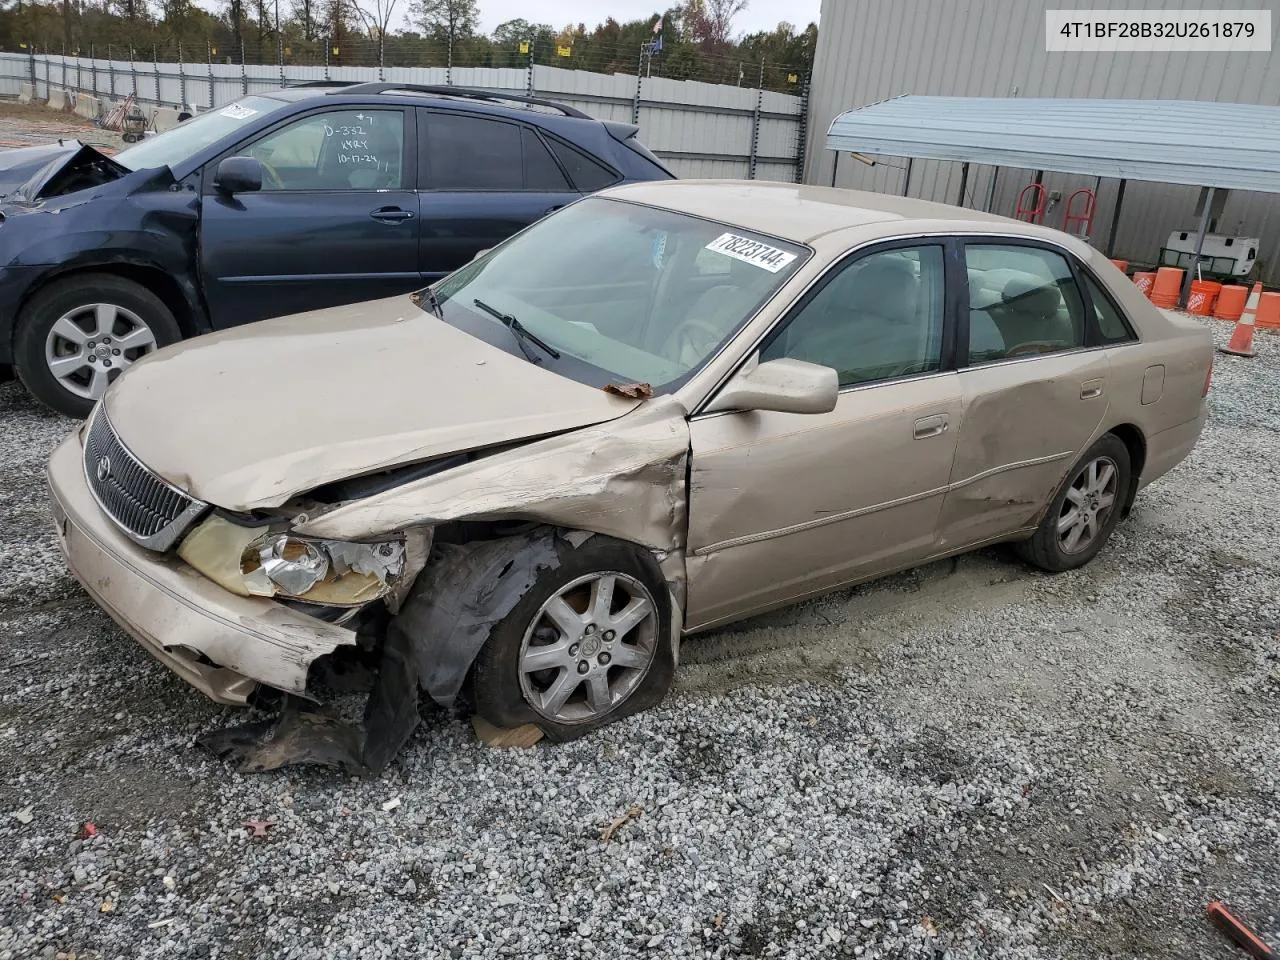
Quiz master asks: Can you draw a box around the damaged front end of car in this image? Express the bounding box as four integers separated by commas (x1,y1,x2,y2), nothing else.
191,396,691,775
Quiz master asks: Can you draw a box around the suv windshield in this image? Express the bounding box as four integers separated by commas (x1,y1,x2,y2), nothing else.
431,197,808,392
115,96,290,172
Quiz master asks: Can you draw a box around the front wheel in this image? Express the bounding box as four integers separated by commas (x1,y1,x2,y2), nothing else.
13,274,181,418
471,534,676,741
1014,434,1132,572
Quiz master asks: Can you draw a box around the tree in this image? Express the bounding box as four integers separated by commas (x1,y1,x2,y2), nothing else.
351,0,397,44
683,0,747,50
492,17,544,45
409,0,475,43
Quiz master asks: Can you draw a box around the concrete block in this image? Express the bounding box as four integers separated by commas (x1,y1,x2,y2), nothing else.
47,87,72,111
18,82,33,104
73,94,100,120
152,107,192,133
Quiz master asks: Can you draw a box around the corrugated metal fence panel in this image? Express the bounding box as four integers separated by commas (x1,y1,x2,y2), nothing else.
0,52,804,183
807,0,1280,283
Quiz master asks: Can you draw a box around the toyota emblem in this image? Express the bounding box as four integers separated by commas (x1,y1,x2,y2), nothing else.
96,456,111,483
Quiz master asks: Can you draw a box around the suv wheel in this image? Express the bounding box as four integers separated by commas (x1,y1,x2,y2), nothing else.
14,274,181,418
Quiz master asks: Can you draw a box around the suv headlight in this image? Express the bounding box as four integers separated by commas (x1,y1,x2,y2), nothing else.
178,515,405,606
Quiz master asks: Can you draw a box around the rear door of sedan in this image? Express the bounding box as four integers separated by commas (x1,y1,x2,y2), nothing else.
415,111,589,279
684,240,966,630
934,239,1112,551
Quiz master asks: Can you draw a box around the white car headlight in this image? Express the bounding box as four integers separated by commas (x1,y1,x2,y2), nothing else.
178,515,405,606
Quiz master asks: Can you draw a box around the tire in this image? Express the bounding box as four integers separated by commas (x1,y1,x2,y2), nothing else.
471,533,676,742
13,274,182,418
1014,433,1131,573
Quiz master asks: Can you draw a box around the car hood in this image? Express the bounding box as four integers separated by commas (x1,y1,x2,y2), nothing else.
103,296,644,511
0,141,129,204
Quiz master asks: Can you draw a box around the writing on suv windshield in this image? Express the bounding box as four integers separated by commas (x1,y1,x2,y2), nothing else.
431,197,809,392
115,96,289,172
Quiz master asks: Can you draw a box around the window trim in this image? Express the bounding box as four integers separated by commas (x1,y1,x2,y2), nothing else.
754,237,959,390
955,236,1101,369
201,103,415,195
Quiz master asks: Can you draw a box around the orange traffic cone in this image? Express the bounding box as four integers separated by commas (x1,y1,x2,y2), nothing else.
1220,282,1262,358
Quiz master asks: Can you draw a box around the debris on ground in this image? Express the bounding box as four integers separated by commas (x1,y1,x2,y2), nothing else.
600,805,643,843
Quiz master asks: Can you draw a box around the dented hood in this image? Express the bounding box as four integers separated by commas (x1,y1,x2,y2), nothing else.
103,296,643,511
0,140,127,203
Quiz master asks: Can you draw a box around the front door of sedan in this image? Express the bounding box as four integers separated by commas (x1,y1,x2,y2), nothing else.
199,106,421,327
415,111,583,280
935,241,1111,551
685,242,964,630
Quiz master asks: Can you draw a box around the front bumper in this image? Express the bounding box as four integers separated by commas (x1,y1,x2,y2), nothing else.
46,428,358,705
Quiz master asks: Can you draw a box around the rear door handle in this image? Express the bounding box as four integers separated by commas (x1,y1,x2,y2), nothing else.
1080,379,1105,400
913,414,949,439
370,206,414,223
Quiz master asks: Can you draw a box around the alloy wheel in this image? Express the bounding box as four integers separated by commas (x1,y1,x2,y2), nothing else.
44,303,158,401
1057,455,1119,554
518,571,659,724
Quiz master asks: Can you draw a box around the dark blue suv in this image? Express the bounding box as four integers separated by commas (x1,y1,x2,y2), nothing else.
0,82,673,416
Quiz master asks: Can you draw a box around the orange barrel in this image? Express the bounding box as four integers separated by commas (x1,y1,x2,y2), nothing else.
1257,291,1280,329
1109,258,1129,273
1187,279,1223,316
1214,285,1249,321
1150,267,1184,308
1133,271,1157,298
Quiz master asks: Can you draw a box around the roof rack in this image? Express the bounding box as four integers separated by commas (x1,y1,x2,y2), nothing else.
289,80,362,88
331,82,592,120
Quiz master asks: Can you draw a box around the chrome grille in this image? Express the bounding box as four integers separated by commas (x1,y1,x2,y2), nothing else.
83,407,206,551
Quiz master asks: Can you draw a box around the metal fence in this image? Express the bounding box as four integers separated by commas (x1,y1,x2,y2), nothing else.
0,50,809,182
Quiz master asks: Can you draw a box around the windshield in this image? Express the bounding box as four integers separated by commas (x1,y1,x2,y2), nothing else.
432,197,808,392
115,96,290,172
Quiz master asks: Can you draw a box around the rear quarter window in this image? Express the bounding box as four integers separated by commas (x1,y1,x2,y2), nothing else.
545,137,621,192
1082,272,1138,344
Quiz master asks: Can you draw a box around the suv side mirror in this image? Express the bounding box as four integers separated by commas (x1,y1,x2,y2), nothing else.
214,156,263,194
704,356,838,415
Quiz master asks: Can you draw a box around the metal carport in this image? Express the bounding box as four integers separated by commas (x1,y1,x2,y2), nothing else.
824,96,1280,302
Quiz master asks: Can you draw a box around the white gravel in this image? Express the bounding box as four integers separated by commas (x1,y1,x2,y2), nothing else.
2,318,1279,960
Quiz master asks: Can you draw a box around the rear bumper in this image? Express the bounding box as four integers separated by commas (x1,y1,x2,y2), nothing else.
46,426,357,705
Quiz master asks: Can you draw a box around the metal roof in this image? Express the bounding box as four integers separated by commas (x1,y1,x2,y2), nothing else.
825,96,1280,193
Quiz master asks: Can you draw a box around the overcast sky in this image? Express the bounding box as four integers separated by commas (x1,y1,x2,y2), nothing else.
474,1,822,34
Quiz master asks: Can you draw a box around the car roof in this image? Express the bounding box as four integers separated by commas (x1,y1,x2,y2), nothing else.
602,179,1034,245
256,83,594,122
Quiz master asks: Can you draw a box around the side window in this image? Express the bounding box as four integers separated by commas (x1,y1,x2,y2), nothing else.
1082,272,1137,343
423,114,523,191
963,244,1087,363
244,109,404,190
761,245,946,386
546,137,620,192
522,127,571,191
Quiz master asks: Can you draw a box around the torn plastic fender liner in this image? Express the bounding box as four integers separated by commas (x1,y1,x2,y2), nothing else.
294,397,691,558
391,530,562,708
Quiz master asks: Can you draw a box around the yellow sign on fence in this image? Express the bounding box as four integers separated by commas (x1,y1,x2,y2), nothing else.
557,45,572,57
519,40,530,54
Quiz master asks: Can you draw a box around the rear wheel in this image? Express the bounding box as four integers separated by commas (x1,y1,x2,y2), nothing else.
1015,434,1131,572
14,274,181,418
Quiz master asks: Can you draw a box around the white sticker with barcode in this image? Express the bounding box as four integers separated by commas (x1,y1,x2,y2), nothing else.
219,103,259,120
704,233,797,273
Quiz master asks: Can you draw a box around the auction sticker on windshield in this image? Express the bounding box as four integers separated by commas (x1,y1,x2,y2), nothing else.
219,103,259,120
705,233,798,273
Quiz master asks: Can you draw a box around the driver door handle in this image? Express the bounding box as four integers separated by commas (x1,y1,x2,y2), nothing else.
1080,378,1105,400
370,206,414,223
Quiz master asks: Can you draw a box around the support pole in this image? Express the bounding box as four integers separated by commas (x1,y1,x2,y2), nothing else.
956,162,970,208
830,150,839,188
1181,185,1215,306
1105,179,1127,258
747,59,764,180
984,166,1000,212
901,157,913,197
632,44,644,126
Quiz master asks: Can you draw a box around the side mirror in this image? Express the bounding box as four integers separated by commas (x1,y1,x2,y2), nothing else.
704,356,838,415
214,156,263,195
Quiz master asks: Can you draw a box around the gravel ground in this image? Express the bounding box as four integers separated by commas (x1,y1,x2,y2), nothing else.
2,317,1279,960
0,100,125,153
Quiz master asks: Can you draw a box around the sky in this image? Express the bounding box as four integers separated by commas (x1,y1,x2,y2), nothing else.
475,1,823,34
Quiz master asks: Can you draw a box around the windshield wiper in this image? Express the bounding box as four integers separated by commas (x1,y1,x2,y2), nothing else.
472,298,561,362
